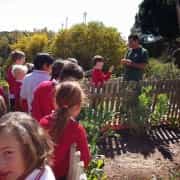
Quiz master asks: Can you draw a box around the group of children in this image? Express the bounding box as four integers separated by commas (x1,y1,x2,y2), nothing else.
0,50,113,180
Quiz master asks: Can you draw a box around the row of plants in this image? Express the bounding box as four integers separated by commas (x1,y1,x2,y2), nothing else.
79,107,115,180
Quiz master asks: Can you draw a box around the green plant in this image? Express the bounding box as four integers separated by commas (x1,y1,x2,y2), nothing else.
80,107,114,155
86,155,107,180
150,93,169,126
79,107,114,180
145,58,180,80
121,85,169,134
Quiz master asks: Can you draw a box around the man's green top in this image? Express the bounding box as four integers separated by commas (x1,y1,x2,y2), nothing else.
124,47,148,81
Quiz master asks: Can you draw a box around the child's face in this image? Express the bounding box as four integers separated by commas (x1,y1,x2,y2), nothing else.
95,62,104,70
15,57,25,65
71,104,81,118
0,130,26,180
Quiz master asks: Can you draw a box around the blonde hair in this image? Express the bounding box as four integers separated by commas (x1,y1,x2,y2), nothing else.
11,64,28,78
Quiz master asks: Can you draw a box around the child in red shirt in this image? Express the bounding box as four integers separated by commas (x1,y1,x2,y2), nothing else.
40,81,91,180
32,60,84,121
91,55,114,87
11,65,28,111
6,50,25,110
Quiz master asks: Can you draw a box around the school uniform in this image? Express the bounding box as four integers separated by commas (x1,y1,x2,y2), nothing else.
91,68,111,87
20,70,50,113
32,80,56,121
13,80,22,111
40,114,91,179
6,66,17,109
6,66,16,98
25,165,55,180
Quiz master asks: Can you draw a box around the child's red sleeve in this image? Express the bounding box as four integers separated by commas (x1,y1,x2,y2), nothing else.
92,69,111,86
31,88,42,121
103,71,111,81
20,99,28,113
76,125,91,168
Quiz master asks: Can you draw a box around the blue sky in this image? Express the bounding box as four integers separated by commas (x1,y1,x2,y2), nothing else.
0,0,142,39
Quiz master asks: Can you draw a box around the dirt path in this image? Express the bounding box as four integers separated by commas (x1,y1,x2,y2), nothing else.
98,126,180,180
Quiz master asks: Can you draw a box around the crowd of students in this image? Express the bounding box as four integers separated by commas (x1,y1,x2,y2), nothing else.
0,50,113,180
0,33,149,180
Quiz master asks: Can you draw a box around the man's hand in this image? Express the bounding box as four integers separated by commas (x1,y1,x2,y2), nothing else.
120,59,132,66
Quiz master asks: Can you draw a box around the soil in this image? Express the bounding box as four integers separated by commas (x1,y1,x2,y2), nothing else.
98,125,180,180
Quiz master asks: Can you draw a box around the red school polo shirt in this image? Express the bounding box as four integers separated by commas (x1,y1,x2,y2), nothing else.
31,81,56,121
40,114,91,179
6,66,16,96
91,68,111,87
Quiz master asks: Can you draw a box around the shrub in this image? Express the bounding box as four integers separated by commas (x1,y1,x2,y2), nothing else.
144,58,180,80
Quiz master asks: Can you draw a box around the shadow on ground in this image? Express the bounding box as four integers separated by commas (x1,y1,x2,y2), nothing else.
98,125,180,160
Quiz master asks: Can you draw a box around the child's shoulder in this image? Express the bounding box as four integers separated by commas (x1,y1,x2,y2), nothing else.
38,80,54,88
69,119,86,133
25,165,55,180
39,114,53,128
35,81,54,92
41,165,55,180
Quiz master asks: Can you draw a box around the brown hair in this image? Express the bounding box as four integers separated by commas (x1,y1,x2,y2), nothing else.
51,81,86,141
92,55,105,65
128,34,140,42
50,59,65,80
0,112,54,178
59,62,84,81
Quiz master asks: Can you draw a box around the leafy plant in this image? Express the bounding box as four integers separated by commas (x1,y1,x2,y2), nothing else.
144,58,180,80
150,93,169,125
79,107,114,179
121,85,169,134
80,107,114,155
86,155,107,180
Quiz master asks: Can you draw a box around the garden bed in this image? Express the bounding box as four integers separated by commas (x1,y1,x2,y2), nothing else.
98,125,180,179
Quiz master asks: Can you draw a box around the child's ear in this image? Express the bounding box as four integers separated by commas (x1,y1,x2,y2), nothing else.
42,64,51,71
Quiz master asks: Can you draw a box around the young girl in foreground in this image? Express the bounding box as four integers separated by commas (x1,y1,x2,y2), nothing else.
0,112,55,180
40,81,91,180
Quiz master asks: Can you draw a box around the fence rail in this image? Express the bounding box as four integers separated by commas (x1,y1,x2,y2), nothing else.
68,144,87,180
84,78,180,127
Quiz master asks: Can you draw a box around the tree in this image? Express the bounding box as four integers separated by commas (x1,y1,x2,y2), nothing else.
0,36,10,59
11,33,49,62
51,21,126,70
134,0,180,39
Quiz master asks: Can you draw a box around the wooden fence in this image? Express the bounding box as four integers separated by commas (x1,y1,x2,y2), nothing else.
68,144,87,180
84,78,180,127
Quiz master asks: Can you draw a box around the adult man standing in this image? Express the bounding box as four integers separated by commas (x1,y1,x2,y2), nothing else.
121,34,149,81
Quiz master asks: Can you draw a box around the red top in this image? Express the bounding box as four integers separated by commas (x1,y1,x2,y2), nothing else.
6,66,16,96
20,99,28,113
13,80,22,111
91,68,111,87
32,81,56,121
40,114,91,178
